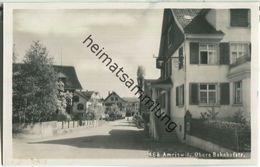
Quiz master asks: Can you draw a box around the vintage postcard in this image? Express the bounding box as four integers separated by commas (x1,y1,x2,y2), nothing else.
2,2,259,166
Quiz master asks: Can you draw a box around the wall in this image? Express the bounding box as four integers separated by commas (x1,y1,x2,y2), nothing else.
13,120,106,139
170,43,186,139
13,121,57,139
206,9,251,42
185,134,233,153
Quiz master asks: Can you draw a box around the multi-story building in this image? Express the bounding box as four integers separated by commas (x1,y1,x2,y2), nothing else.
103,91,127,113
147,9,251,141
73,91,104,119
122,97,139,115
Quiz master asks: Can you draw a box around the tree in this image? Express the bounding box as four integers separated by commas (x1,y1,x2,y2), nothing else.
136,65,145,113
56,80,72,121
13,41,58,123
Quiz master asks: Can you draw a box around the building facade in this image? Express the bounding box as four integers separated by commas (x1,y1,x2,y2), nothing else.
73,91,104,119
103,91,127,113
148,9,251,141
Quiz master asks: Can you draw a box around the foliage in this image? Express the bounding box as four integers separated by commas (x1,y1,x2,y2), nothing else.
87,100,104,120
200,106,219,121
232,109,247,124
136,65,145,114
56,80,72,121
13,41,58,123
137,65,145,80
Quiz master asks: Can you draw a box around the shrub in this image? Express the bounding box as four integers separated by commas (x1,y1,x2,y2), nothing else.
232,109,247,124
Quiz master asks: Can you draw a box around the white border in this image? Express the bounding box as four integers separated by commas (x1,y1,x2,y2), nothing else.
3,2,259,165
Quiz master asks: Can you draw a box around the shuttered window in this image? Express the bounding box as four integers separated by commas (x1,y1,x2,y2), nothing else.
199,44,218,64
230,43,250,64
190,42,199,64
230,9,249,27
199,84,217,105
220,83,230,105
190,82,231,106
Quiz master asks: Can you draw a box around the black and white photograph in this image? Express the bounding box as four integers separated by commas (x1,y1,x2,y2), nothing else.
2,2,259,166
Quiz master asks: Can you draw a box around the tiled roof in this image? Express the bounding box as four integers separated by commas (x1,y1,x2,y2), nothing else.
75,91,95,101
172,9,202,29
53,65,82,90
104,91,126,102
13,63,82,90
122,97,139,103
172,9,224,35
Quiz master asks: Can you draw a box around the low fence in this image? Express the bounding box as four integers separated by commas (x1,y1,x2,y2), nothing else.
56,120,101,129
13,120,106,139
189,119,251,152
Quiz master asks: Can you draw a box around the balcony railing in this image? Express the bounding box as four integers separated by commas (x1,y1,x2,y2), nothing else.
230,55,251,68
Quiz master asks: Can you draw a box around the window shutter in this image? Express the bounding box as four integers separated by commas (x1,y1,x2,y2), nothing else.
189,83,198,105
190,42,199,64
176,87,179,106
220,83,230,105
219,43,230,65
182,84,185,105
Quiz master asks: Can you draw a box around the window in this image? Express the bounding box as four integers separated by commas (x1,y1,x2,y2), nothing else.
167,25,173,48
230,9,249,27
199,84,217,104
77,103,84,110
199,44,218,64
115,97,118,101
234,81,242,104
230,43,250,64
73,95,79,102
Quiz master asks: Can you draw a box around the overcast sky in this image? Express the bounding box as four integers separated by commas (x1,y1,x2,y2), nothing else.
13,9,163,98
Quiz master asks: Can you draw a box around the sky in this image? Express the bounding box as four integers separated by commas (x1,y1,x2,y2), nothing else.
13,9,163,98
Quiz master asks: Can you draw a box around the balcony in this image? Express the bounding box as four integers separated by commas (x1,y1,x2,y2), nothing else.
228,55,251,81
230,55,251,68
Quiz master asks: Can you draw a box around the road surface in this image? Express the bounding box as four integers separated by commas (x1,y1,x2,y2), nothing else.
13,119,204,159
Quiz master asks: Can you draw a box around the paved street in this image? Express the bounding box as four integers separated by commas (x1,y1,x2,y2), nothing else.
13,119,204,159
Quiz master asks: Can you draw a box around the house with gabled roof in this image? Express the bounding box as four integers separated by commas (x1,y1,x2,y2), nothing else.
146,9,251,144
103,91,127,114
13,63,83,115
73,90,104,119
53,65,82,91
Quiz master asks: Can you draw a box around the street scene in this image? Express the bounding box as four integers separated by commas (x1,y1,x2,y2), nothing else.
12,8,251,161
14,119,204,159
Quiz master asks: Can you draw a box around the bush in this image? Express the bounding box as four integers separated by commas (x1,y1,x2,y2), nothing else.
190,119,250,152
